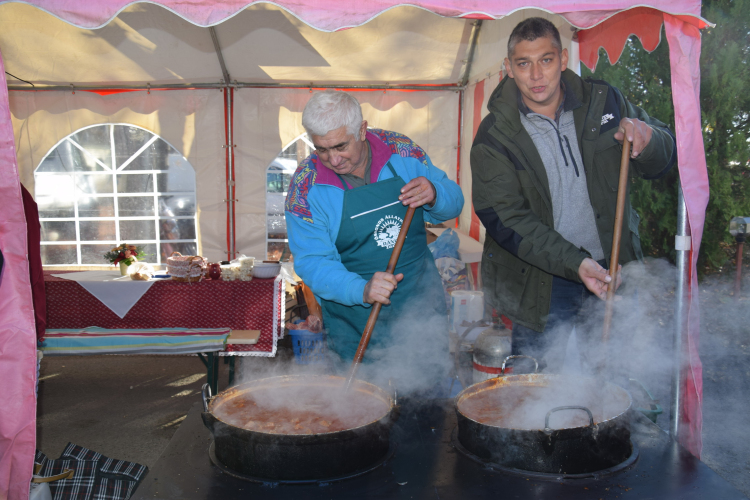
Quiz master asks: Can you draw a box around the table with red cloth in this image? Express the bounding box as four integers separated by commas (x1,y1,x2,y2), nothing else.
44,271,285,356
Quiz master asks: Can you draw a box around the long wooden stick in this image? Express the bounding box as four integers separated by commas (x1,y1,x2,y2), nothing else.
602,140,631,343
344,205,417,390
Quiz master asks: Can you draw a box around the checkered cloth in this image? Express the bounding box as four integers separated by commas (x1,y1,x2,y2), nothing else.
34,444,147,500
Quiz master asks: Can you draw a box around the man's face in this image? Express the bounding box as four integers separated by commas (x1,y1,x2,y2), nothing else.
504,36,568,114
311,121,368,176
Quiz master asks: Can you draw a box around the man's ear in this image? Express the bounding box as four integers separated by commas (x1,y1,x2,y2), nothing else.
560,48,569,72
359,120,368,140
504,58,514,79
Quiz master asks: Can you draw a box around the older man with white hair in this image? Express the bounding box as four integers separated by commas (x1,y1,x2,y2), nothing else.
285,91,463,390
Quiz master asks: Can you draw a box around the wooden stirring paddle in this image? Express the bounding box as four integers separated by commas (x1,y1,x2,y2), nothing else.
602,139,632,343
344,205,417,390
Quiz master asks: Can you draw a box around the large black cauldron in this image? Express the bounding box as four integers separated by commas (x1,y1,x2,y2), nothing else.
455,373,632,475
201,374,397,481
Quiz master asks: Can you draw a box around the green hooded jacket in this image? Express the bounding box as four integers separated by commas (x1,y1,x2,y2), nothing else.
470,69,676,332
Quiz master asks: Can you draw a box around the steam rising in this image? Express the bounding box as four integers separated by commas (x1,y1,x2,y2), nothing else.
233,258,680,431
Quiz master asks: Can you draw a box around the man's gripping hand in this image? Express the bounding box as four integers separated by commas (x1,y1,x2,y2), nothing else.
614,118,652,159
363,271,404,305
399,177,436,208
578,258,622,300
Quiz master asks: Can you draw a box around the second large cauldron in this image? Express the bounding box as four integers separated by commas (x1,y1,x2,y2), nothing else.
201,374,397,481
455,372,632,474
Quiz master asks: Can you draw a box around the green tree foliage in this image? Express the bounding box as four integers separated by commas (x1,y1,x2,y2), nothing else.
582,0,750,272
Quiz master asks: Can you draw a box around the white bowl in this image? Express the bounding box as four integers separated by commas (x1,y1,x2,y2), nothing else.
252,262,281,279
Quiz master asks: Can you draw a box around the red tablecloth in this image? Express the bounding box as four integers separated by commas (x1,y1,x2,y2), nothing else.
44,271,285,356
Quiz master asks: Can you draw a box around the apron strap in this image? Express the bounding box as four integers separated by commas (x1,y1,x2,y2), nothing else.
385,162,398,177
336,173,352,191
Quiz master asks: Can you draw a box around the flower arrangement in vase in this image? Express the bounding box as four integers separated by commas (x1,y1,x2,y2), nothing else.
104,243,145,275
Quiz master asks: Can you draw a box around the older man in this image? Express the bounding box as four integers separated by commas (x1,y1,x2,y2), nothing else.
470,18,676,371
285,91,463,389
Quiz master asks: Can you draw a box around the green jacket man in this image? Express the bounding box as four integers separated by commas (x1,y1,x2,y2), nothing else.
470,17,675,370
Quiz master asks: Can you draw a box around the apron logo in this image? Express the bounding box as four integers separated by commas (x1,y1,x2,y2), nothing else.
373,215,403,249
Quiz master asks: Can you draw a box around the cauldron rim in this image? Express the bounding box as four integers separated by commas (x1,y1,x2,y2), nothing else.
454,373,632,431
207,374,395,436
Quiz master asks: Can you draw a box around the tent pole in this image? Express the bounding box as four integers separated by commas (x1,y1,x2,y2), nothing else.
7,82,461,92
229,87,236,259
209,27,231,84
459,20,482,87
225,87,236,260
671,182,691,439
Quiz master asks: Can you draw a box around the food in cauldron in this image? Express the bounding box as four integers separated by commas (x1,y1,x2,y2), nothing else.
458,378,627,430
212,384,389,435
202,375,397,481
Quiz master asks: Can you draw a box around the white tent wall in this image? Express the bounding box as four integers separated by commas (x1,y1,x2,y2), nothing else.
233,87,460,260
9,89,226,260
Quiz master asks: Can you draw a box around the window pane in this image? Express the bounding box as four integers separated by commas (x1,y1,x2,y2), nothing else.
119,196,155,217
267,215,286,240
81,243,116,265
36,174,76,217
159,218,196,240
37,150,71,173
121,140,170,171
78,197,114,217
135,243,158,264
77,173,113,194
117,174,154,193
160,242,197,262
69,126,112,169
267,242,291,262
159,195,195,216
80,220,116,241
267,192,285,216
157,158,196,192
41,221,76,242
113,126,153,169
41,245,77,265
120,220,156,240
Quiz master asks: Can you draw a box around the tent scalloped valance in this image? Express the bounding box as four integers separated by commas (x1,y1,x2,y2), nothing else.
0,0,709,31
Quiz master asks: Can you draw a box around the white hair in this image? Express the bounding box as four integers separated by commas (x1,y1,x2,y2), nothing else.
302,91,363,137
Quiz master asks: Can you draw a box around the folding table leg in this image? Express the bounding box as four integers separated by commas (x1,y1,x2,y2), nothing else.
228,357,235,386
212,353,220,393
196,353,219,394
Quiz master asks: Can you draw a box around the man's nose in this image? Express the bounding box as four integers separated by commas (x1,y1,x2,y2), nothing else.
329,151,342,166
530,63,542,80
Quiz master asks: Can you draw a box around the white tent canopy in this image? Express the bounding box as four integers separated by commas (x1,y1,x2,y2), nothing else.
3,3,576,262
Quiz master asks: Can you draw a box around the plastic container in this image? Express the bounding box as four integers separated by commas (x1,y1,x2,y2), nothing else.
450,290,484,332
289,329,327,364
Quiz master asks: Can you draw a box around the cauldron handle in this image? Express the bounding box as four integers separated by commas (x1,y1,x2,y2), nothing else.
201,383,212,412
501,355,539,375
544,406,595,434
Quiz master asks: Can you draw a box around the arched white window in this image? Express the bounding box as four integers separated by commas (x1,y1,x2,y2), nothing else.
266,133,314,261
35,124,198,266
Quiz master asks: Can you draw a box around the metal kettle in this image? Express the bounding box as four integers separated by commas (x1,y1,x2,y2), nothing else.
472,324,512,383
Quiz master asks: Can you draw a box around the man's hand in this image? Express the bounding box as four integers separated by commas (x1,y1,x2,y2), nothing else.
578,258,622,300
364,271,404,305
399,177,436,208
614,118,653,158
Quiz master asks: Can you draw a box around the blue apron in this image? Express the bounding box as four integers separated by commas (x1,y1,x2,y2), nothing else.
319,163,448,367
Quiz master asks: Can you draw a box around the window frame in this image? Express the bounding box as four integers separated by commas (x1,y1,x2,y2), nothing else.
35,123,199,267
265,133,315,261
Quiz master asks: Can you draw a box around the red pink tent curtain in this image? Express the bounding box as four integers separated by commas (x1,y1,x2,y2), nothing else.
0,2,708,498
